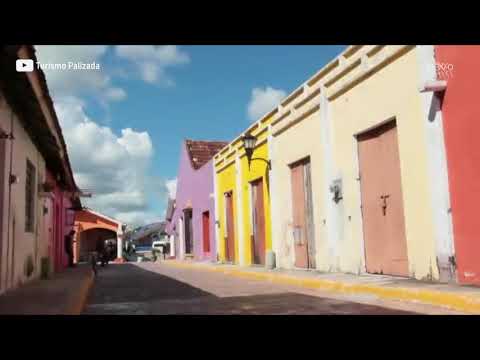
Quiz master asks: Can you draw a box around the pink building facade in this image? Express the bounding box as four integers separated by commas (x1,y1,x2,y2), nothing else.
0,45,80,294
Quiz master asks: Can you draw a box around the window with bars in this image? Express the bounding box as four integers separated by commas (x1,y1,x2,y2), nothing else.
25,159,36,232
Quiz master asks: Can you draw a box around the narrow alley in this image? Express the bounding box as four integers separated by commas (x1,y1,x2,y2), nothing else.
82,263,463,315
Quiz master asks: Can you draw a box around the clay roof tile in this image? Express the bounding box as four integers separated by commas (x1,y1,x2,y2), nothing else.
185,139,229,170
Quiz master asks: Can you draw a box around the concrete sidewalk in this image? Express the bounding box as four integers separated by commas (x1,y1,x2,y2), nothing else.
0,264,94,315
164,260,480,314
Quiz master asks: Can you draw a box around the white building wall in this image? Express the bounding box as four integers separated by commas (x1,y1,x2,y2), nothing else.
0,92,47,294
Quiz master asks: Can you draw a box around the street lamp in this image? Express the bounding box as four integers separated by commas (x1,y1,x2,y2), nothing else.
242,134,271,170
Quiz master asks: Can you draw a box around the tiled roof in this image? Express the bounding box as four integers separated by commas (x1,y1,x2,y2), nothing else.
185,139,228,170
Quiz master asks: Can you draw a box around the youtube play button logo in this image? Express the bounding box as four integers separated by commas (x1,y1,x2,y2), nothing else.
16,59,34,72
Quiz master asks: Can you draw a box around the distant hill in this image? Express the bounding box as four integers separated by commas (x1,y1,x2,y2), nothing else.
130,221,167,246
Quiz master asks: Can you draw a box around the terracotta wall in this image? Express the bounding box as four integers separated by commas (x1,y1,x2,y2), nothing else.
435,45,480,285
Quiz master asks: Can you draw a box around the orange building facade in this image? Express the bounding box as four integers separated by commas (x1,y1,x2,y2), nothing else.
73,209,124,263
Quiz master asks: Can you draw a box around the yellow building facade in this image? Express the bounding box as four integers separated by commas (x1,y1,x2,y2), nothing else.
214,114,274,266
214,150,239,263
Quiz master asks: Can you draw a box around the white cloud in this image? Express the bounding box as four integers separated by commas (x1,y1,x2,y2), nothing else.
35,45,126,103
105,87,127,101
114,211,163,227
165,178,177,199
247,86,286,122
115,46,190,85
34,46,187,227
117,128,153,158
54,96,160,227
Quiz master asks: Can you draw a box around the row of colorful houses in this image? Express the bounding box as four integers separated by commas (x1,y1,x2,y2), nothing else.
165,45,480,286
0,45,83,294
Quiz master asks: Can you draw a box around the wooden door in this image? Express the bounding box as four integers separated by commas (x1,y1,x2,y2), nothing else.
183,209,193,255
304,160,316,268
251,178,266,265
291,161,308,268
290,158,315,268
358,120,409,277
188,211,193,255
202,211,210,253
225,192,235,262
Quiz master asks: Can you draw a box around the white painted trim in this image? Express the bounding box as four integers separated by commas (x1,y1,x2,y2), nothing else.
178,217,184,260
116,222,123,259
319,91,338,271
352,136,367,274
419,80,447,93
212,162,220,262
248,182,253,237
287,161,296,269
416,45,455,281
169,235,175,257
272,103,321,137
217,159,236,173
267,126,280,268
235,156,245,266
223,194,227,240
247,182,254,265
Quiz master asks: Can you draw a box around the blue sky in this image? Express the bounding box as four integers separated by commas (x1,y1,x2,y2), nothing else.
36,45,346,226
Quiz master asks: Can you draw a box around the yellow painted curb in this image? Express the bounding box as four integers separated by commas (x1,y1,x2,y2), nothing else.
164,260,480,314
68,270,94,315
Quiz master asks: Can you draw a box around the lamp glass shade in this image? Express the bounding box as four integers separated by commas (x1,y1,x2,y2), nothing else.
242,134,257,150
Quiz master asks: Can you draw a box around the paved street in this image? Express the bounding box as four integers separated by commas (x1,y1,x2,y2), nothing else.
82,262,463,315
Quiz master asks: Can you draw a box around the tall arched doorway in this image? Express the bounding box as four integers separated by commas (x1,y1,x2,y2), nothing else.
73,208,124,264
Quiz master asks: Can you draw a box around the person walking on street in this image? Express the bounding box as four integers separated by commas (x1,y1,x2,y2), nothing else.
107,241,115,261
90,251,97,276
96,239,107,267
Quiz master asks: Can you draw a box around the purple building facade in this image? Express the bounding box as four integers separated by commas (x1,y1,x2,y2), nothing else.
166,140,227,262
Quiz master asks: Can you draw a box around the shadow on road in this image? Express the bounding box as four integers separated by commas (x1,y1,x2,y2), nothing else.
86,263,212,303
83,264,418,315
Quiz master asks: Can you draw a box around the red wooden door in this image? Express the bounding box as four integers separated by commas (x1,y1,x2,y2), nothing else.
358,120,409,277
225,192,235,262
291,162,309,268
251,178,266,265
202,211,210,253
